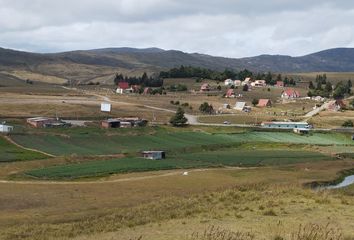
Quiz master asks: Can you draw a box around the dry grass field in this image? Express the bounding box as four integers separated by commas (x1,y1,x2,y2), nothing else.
0,160,353,240
289,72,354,85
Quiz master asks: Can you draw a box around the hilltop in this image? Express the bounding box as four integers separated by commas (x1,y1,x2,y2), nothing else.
1,47,354,84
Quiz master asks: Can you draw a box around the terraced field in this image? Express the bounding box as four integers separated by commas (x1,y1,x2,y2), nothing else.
11,128,354,156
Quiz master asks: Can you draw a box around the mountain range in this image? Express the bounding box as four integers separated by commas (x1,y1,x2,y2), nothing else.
1,46,354,84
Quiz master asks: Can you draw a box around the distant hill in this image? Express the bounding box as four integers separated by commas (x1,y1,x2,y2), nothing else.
1,47,354,84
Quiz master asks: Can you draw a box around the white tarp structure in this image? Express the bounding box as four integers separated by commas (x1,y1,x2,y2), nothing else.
234,102,246,111
0,124,13,133
101,103,111,112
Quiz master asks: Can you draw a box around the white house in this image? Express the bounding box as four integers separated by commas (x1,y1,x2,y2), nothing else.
234,80,242,87
0,124,14,133
224,79,234,86
251,80,266,87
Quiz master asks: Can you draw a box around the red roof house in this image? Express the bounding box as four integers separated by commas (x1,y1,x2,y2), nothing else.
200,83,211,92
118,82,129,90
276,81,284,87
281,89,300,99
257,99,272,107
328,99,346,111
225,89,235,98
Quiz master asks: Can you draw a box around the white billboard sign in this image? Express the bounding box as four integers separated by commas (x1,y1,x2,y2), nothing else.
101,103,111,112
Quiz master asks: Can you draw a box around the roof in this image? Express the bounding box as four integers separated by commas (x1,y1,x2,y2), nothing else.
282,89,300,97
234,102,246,110
262,121,308,125
257,99,271,107
244,77,251,82
27,117,54,122
118,82,129,89
142,151,165,154
226,89,234,96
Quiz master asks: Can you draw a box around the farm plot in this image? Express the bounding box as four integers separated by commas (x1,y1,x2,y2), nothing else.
25,149,333,179
11,128,353,157
0,136,47,162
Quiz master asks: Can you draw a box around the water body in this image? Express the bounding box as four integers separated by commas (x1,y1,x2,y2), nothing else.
325,175,354,189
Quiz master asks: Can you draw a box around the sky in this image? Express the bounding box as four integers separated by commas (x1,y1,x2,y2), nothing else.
1,0,354,58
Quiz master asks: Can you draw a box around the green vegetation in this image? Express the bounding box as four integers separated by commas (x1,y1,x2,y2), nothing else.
11,128,353,156
170,107,188,127
342,120,354,127
26,148,332,179
0,136,47,162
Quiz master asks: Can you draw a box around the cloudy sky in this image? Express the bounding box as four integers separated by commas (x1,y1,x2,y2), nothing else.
1,0,354,57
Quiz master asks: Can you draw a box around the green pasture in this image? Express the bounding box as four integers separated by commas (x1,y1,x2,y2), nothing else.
11,127,354,156
26,149,333,179
0,136,47,162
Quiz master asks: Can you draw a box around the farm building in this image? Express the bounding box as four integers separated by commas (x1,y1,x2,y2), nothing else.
142,151,166,160
27,117,68,128
102,118,148,128
102,119,121,128
281,89,301,99
328,100,346,111
257,99,272,107
200,83,211,92
225,89,235,98
261,121,310,129
234,102,250,112
224,79,234,86
251,80,266,87
276,81,284,87
293,128,310,134
0,124,13,133
116,82,131,94
234,80,242,86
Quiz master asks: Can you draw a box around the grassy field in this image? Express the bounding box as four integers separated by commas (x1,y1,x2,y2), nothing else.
25,149,333,179
0,136,47,162
10,127,354,156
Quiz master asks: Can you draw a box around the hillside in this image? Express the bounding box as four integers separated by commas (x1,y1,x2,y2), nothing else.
1,47,354,84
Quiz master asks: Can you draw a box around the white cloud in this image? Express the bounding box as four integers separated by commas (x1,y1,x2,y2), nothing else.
0,0,354,57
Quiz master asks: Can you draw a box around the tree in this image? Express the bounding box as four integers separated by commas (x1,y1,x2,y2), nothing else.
325,81,333,92
309,81,315,89
169,107,188,127
242,84,249,92
252,99,259,106
217,85,222,91
342,120,353,127
199,102,214,114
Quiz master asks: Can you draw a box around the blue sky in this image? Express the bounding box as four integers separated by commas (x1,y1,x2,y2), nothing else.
1,0,354,57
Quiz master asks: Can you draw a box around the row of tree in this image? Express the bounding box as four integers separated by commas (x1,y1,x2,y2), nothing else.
308,74,352,98
114,72,163,87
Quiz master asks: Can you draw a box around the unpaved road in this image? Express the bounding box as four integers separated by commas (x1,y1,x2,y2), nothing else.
0,167,249,185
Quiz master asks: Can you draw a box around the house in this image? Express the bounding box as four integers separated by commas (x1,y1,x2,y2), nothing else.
261,121,310,129
225,89,235,98
281,89,301,99
234,80,242,87
257,99,272,107
27,117,55,128
0,124,13,133
224,79,234,86
234,102,247,111
242,77,251,86
252,80,266,87
143,87,152,94
328,100,346,111
142,151,166,160
200,83,211,92
116,82,130,94
276,81,284,88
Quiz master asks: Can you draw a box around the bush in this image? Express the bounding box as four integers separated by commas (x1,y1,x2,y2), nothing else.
342,120,353,127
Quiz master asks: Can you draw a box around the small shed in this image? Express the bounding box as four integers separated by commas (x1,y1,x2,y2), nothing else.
293,128,310,134
276,81,284,88
225,89,235,98
234,102,247,111
234,80,242,86
200,83,211,92
102,119,121,128
0,124,13,133
142,151,166,160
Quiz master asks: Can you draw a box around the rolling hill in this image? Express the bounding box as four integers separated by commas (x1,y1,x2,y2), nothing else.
1,47,354,84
